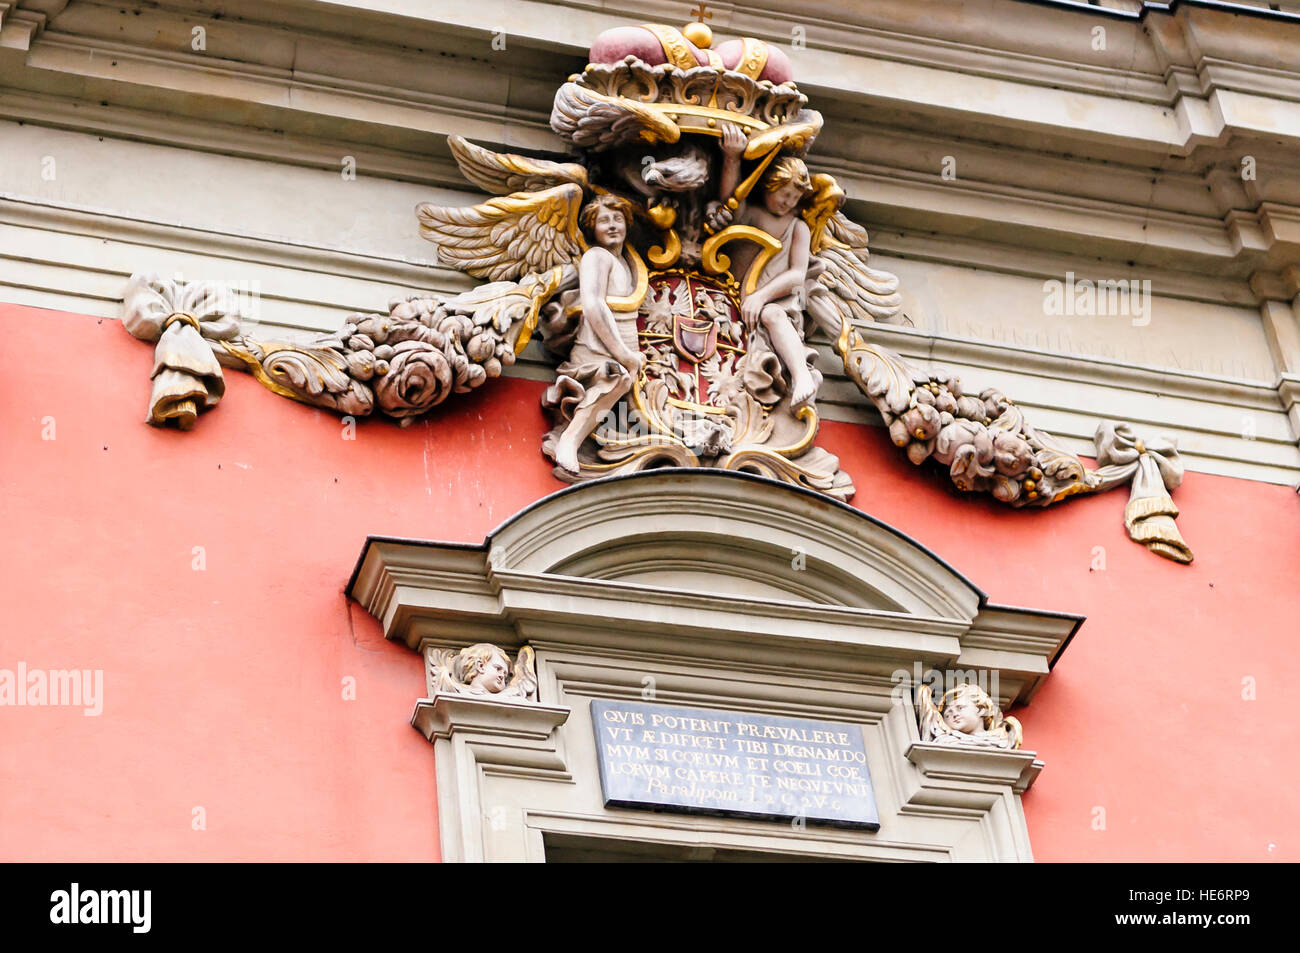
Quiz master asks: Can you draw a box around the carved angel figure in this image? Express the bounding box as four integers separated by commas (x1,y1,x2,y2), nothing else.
916,683,1023,750
117,17,1193,564
427,644,538,702
544,194,647,474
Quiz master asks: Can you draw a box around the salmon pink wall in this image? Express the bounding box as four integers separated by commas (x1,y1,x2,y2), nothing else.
1,304,1296,861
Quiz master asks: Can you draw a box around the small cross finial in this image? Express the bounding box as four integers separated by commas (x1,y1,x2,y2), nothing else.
690,3,713,24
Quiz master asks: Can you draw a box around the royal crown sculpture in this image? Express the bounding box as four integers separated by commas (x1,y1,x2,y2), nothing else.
119,15,1193,563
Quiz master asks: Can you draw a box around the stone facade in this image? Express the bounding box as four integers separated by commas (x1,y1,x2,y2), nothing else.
1,0,1298,862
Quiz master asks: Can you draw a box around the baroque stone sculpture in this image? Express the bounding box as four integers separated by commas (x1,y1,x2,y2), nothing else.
426,644,538,702
118,17,1193,562
916,683,1023,750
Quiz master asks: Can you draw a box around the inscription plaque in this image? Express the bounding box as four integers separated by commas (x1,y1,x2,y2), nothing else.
591,699,880,830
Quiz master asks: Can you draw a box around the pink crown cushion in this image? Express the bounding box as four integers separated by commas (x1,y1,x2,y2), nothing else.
589,25,710,68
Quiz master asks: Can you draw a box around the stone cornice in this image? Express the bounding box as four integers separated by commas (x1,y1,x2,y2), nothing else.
0,0,64,50
347,472,1084,705
410,694,571,745
3,0,1296,268
906,741,1044,795
7,184,1298,483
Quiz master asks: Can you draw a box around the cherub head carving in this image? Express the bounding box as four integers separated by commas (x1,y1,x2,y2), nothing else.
940,683,999,735
917,681,1022,750
455,643,511,694
428,643,539,702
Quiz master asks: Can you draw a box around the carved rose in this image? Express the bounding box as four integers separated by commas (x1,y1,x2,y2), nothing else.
375,340,453,419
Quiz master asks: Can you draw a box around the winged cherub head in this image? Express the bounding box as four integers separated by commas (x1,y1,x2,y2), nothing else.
455,643,511,694
579,193,635,251
762,156,815,217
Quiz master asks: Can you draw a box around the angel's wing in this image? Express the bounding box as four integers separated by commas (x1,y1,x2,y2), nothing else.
416,183,586,282
505,646,538,700
800,205,912,412
799,175,903,336
550,83,682,151
448,136,587,196
808,211,904,327
1002,715,1024,751
915,684,949,742
426,648,461,696
744,110,825,159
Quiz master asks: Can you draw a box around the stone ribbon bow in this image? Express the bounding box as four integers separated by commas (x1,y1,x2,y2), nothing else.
122,273,246,429
1094,421,1193,564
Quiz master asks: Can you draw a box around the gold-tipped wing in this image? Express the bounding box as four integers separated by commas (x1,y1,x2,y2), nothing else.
810,209,904,326
416,183,586,283
1002,715,1024,751
916,684,948,742
506,646,538,699
448,135,588,196
744,111,824,159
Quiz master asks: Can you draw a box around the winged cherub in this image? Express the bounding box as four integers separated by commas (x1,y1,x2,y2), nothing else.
427,643,539,701
549,194,646,474
711,127,823,411
916,682,1023,750
414,132,903,481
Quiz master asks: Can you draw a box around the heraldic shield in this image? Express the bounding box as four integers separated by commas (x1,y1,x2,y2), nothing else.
538,265,854,501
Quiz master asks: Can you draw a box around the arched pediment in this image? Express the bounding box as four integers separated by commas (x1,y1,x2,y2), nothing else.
486,471,983,620
349,470,1080,707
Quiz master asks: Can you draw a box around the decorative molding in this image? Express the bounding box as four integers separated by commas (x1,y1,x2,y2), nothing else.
0,0,64,51
906,742,1044,797
3,185,1293,482
105,18,1218,560
347,471,1081,705
349,469,1071,861
2,1,1296,489
411,694,570,745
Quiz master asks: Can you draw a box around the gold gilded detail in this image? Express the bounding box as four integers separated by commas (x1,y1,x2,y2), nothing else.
647,204,677,229
640,24,700,71
162,311,201,333
767,404,818,458
702,225,783,296
649,103,767,131
514,266,570,353
737,37,769,79
648,230,683,269
217,340,328,404
744,118,823,159
606,247,649,313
